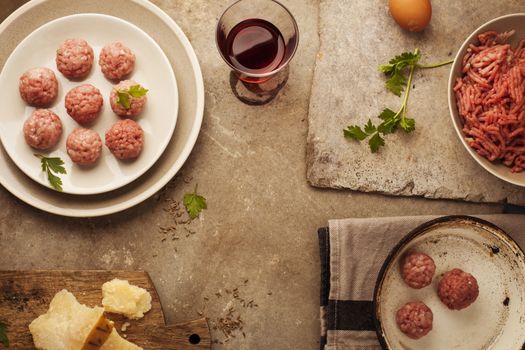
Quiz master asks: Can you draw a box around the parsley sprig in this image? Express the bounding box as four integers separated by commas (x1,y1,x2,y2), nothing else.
343,48,453,152
183,184,207,220
116,85,148,109
35,154,66,192
0,321,9,347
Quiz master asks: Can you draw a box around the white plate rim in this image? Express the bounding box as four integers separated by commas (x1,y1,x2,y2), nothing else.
0,0,204,217
0,12,179,195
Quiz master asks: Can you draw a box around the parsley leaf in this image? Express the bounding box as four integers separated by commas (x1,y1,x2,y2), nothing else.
385,73,407,97
0,321,9,347
400,117,416,132
377,108,400,135
378,108,397,121
380,51,422,96
369,133,385,153
128,85,149,97
35,154,66,192
116,85,148,109
117,91,131,109
364,119,377,134
183,185,207,220
343,125,368,141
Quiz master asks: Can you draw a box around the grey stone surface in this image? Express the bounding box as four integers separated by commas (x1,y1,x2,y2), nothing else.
307,0,525,204
0,1,506,349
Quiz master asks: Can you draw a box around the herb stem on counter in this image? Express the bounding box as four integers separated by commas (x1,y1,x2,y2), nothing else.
343,48,453,152
401,53,417,118
417,58,454,69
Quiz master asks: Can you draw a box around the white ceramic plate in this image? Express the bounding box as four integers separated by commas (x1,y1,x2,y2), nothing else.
448,13,525,187
0,13,178,195
0,0,203,217
374,216,525,350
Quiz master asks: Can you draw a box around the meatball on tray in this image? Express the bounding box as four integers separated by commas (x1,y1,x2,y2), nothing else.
0,13,178,195
373,216,525,350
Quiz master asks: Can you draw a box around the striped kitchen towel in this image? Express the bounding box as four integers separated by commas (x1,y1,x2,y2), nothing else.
318,214,525,350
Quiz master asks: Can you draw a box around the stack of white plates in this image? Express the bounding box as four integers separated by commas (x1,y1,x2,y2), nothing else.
0,0,204,217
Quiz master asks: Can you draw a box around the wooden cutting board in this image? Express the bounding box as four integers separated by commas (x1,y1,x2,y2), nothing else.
0,271,211,349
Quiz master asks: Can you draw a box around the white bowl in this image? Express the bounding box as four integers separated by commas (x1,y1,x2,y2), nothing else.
448,13,525,187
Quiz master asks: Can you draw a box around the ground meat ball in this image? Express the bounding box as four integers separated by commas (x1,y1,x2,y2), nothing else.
105,119,144,160
438,268,479,310
401,252,436,289
19,68,58,107
56,38,94,79
99,42,135,80
110,80,147,117
66,128,102,165
23,109,62,150
396,301,433,339
65,84,103,124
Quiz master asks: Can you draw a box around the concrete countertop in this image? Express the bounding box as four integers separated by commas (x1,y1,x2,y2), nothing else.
0,1,502,349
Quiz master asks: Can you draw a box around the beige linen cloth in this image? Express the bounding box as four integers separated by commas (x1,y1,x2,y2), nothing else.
319,214,525,350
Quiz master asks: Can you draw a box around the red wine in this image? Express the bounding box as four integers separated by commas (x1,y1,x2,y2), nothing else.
225,18,285,75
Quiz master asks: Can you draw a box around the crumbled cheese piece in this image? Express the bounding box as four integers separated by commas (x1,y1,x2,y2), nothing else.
102,279,152,319
101,328,141,350
29,289,142,350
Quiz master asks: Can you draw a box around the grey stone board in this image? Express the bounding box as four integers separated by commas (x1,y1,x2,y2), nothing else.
307,0,525,204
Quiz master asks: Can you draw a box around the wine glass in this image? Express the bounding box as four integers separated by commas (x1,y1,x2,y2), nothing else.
216,0,299,105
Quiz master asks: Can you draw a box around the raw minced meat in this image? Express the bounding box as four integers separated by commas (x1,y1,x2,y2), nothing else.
23,109,62,150
99,42,135,80
401,252,436,289
438,268,479,310
396,301,433,339
105,119,144,160
19,67,58,107
56,38,94,79
65,84,103,124
66,128,102,165
109,80,147,117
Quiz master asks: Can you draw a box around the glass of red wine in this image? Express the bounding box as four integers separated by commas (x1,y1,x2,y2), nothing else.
216,0,299,105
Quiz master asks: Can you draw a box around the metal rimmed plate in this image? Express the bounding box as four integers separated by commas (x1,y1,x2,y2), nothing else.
374,216,525,350
0,13,178,195
0,0,204,216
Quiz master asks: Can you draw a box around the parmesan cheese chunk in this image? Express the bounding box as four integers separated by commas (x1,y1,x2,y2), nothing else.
102,279,152,319
29,290,105,350
29,289,142,350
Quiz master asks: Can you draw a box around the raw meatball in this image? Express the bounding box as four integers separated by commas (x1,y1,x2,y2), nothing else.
56,38,94,79
105,119,144,160
401,252,436,289
99,42,135,80
66,128,102,165
23,109,62,150
19,67,58,107
438,268,479,310
65,84,103,124
110,80,147,117
396,301,433,339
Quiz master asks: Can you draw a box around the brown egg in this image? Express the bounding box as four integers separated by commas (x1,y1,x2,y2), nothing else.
388,0,432,32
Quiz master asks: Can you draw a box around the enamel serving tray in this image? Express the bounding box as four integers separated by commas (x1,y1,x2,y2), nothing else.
374,216,525,350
